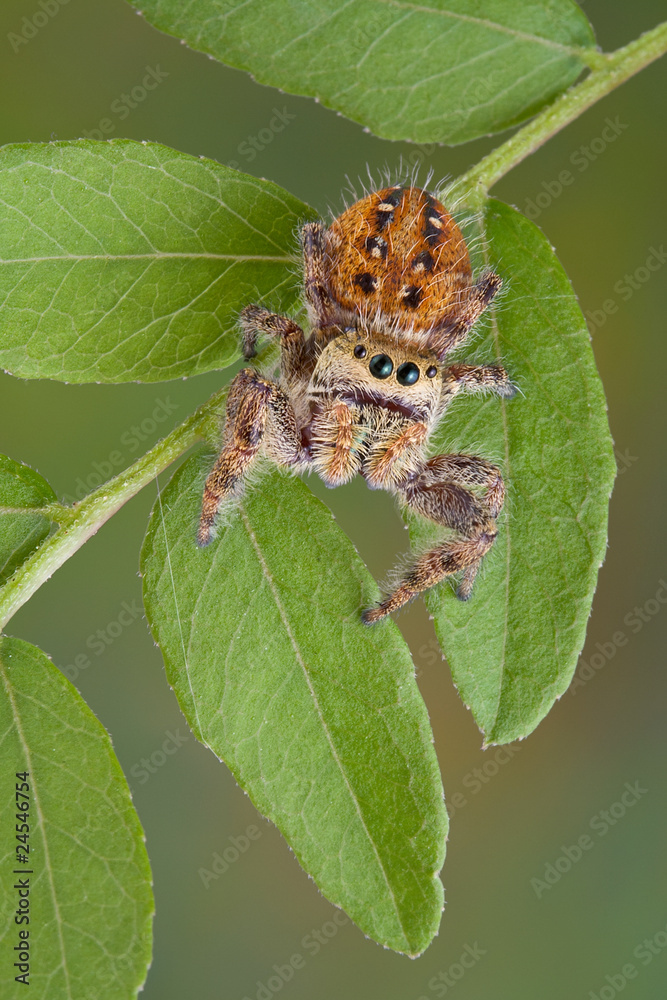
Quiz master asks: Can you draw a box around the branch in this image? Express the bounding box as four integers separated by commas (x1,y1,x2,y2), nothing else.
450,21,667,205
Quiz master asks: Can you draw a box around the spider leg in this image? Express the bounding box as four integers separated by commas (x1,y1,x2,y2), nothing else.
239,305,308,382
410,452,506,600
198,368,301,546
412,453,506,517
362,454,504,623
429,271,502,357
467,271,503,326
363,421,428,490
302,222,337,327
309,401,364,487
442,362,516,399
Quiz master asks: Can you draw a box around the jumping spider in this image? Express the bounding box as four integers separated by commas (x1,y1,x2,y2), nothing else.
198,185,515,623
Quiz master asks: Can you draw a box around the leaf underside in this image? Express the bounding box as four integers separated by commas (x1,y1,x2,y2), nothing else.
131,0,596,144
0,637,154,1000
0,140,315,383
140,456,447,956
412,198,615,744
0,454,57,587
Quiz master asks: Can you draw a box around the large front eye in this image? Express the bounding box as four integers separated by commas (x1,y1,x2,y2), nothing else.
396,362,420,386
369,354,393,379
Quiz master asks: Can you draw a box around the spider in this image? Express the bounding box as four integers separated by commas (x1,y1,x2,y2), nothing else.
198,185,515,623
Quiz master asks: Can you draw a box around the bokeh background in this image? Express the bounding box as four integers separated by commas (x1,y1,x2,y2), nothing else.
1,1,665,997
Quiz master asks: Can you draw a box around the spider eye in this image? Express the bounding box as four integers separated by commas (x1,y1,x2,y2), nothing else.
369,354,394,379
396,362,420,386
354,344,367,359
426,365,437,379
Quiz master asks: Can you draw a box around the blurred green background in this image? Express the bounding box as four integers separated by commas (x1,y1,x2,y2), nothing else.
1,1,665,997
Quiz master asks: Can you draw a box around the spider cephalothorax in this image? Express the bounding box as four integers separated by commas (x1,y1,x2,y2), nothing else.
198,184,515,622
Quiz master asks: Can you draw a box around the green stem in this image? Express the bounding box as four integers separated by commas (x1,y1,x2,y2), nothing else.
0,387,228,631
451,21,667,205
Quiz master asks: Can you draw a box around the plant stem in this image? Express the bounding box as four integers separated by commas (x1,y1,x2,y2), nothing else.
0,388,228,631
451,21,667,205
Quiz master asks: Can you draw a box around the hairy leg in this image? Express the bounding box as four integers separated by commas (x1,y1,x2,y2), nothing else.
362,454,504,622
309,401,364,487
467,271,503,326
363,421,428,490
302,222,337,327
239,305,308,382
429,271,502,357
410,454,505,517
198,368,301,546
441,362,515,399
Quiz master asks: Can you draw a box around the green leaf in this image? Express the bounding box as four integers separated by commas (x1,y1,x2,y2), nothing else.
0,140,314,383
0,455,58,587
413,198,615,744
131,0,596,144
140,454,446,956
0,636,153,999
